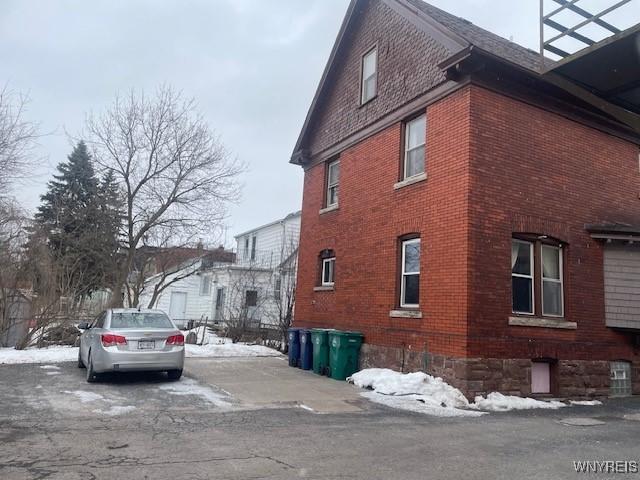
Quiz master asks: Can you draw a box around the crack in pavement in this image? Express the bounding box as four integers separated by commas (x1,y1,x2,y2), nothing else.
1,452,297,473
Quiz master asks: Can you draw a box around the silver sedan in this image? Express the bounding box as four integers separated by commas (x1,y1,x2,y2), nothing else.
78,309,185,382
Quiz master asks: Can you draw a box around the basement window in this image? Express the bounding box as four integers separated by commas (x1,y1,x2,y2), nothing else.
361,47,377,104
610,361,632,396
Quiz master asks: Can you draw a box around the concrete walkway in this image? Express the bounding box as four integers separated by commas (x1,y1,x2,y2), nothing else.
185,356,365,413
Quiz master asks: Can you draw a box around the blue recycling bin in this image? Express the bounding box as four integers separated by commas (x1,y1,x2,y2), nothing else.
288,328,302,367
299,329,313,370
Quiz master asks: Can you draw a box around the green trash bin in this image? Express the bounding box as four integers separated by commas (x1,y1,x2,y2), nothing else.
328,331,364,380
310,329,333,375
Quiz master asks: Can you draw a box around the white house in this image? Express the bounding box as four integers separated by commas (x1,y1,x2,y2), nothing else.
140,211,301,329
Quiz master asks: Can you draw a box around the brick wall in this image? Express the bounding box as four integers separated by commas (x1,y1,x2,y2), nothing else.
296,83,640,370
306,0,451,157
296,86,472,358
466,85,640,363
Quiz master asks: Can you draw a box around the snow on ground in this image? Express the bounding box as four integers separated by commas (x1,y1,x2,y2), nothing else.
471,392,565,412
0,329,280,364
569,400,603,406
0,346,78,364
183,326,281,358
349,368,600,417
40,365,61,370
93,405,137,416
361,391,485,417
159,378,231,408
185,342,280,358
63,390,105,403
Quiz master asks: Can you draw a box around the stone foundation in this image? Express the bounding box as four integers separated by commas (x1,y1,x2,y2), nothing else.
359,343,639,399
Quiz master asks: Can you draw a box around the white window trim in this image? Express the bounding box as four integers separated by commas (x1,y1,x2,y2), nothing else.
541,244,564,317
400,238,420,309
512,239,535,315
322,257,335,287
326,160,340,208
361,47,377,104
404,115,426,180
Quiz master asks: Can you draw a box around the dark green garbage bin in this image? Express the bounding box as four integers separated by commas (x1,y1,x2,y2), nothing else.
328,331,364,380
310,329,333,375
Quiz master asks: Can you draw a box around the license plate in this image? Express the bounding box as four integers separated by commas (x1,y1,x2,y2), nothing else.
138,340,155,350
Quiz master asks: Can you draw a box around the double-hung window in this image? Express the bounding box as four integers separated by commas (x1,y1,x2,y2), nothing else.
541,245,563,317
326,160,340,207
400,238,420,308
511,238,564,317
404,115,426,179
361,47,377,104
322,257,336,286
511,240,534,314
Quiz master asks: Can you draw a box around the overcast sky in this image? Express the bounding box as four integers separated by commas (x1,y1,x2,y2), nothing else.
4,0,630,246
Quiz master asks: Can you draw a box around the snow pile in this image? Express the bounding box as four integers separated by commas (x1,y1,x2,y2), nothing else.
471,392,565,412
349,369,470,409
0,346,78,364
348,368,596,416
348,368,483,417
159,378,232,408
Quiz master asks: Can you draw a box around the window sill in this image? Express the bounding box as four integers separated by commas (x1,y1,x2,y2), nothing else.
314,286,335,292
508,316,576,330
394,172,427,190
389,309,423,319
319,204,339,215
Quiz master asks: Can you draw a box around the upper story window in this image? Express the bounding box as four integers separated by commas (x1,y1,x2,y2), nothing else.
318,249,335,287
361,47,377,104
404,115,426,179
251,235,257,261
400,238,420,308
511,237,564,317
244,237,250,258
322,257,336,286
200,275,211,296
326,160,340,207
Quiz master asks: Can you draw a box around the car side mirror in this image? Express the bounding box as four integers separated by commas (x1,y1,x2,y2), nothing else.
78,322,90,330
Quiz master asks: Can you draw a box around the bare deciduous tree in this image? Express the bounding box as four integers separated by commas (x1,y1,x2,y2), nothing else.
0,86,38,194
86,86,242,306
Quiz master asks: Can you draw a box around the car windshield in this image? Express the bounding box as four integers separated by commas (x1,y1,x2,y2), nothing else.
110,312,173,329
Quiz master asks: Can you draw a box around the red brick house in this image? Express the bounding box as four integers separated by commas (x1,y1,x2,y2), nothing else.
291,0,640,398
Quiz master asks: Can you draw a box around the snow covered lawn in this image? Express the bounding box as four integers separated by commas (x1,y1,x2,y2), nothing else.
183,326,282,358
0,329,280,365
0,346,78,364
349,369,602,417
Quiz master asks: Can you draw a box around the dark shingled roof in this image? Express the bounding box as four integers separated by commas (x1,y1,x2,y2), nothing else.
406,0,547,72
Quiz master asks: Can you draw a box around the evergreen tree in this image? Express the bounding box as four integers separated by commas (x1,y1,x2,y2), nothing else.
33,141,121,298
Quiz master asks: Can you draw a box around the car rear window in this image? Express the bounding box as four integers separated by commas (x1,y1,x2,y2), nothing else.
110,312,174,329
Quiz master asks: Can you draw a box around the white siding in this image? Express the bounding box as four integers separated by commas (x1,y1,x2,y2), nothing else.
603,244,640,330
139,260,217,324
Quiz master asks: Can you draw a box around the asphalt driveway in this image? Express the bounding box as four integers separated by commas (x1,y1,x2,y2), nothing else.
1,358,639,480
